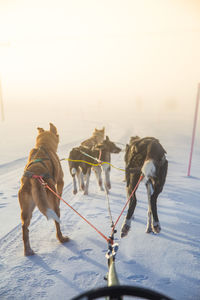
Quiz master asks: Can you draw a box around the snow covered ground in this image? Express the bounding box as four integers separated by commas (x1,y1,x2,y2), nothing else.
0,113,200,300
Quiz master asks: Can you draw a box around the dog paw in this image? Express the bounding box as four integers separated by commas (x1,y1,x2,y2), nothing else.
58,236,70,243
24,248,35,256
80,184,85,191
145,226,152,233
107,183,111,189
73,189,77,195
152,224,161,234
121,224,131,238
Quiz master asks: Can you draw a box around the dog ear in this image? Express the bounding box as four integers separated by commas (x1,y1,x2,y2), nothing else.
37,127,44,134
106,135,109,141
102,126,105,132
49,123,57,134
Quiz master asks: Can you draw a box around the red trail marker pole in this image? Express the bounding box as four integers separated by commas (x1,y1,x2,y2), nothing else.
187,83,200,176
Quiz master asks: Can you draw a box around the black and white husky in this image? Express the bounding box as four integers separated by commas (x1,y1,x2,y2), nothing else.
68,136,121,195
121,136,168,237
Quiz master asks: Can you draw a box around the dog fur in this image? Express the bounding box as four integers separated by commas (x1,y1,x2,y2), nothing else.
18,123,69,256
80,127,105,148
121,136,168,237
92,136,121,194
68,136,121,195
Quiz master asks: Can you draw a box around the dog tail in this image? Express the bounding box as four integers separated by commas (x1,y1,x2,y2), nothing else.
71,167,77,176
30,179,60,223
46,208,60,223
141,159,156,183
141,159,156,195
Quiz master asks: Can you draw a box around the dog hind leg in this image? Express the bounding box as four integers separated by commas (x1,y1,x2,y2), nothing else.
146,182,161,233
83,168,91,195
146,180,153,233
18,187,36,256
150,192,161,233
146,210,153,233
46,188,69,243
71,168,78,194
121,192,136,238
143,161,161,233
103,165,111,192
93,166,104,191
121,218,132,238
55,220,70,243
121,174,139,238
77,169,85,191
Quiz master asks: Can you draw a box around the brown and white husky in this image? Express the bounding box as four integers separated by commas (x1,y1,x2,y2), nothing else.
81,127,105,148
18,123,69,256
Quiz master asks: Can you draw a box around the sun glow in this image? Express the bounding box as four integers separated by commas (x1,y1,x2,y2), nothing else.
0,0,200,121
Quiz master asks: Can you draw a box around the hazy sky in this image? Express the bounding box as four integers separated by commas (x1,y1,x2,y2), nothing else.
0,0,200,120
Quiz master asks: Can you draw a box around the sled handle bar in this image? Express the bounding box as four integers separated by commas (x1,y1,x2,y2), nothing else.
71,285,174,300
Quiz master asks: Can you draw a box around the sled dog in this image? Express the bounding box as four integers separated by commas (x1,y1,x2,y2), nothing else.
68,136,121,195
81,127,105,148
18,123,69,256
121,136,168,237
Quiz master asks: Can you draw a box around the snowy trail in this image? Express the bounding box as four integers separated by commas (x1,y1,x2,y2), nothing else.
0,125,200,300
0,147,126,299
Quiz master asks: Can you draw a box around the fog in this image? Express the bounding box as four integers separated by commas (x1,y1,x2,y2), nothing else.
0,0,200,125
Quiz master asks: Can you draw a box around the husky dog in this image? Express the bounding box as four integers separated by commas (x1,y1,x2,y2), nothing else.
68,127,104,195
18,123,69,256
81,127,105,148
121,136,168,238
68,136,121,195
92,136,121,194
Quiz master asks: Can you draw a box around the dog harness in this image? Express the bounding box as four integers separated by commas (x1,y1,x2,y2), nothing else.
125,137,167,187
23,147,55,181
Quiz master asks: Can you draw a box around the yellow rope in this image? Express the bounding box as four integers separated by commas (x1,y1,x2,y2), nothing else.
102,162,125,172
63,158,100,166
61,158,125,172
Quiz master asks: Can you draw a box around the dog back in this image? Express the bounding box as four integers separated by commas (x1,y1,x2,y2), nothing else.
81,127,105,148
